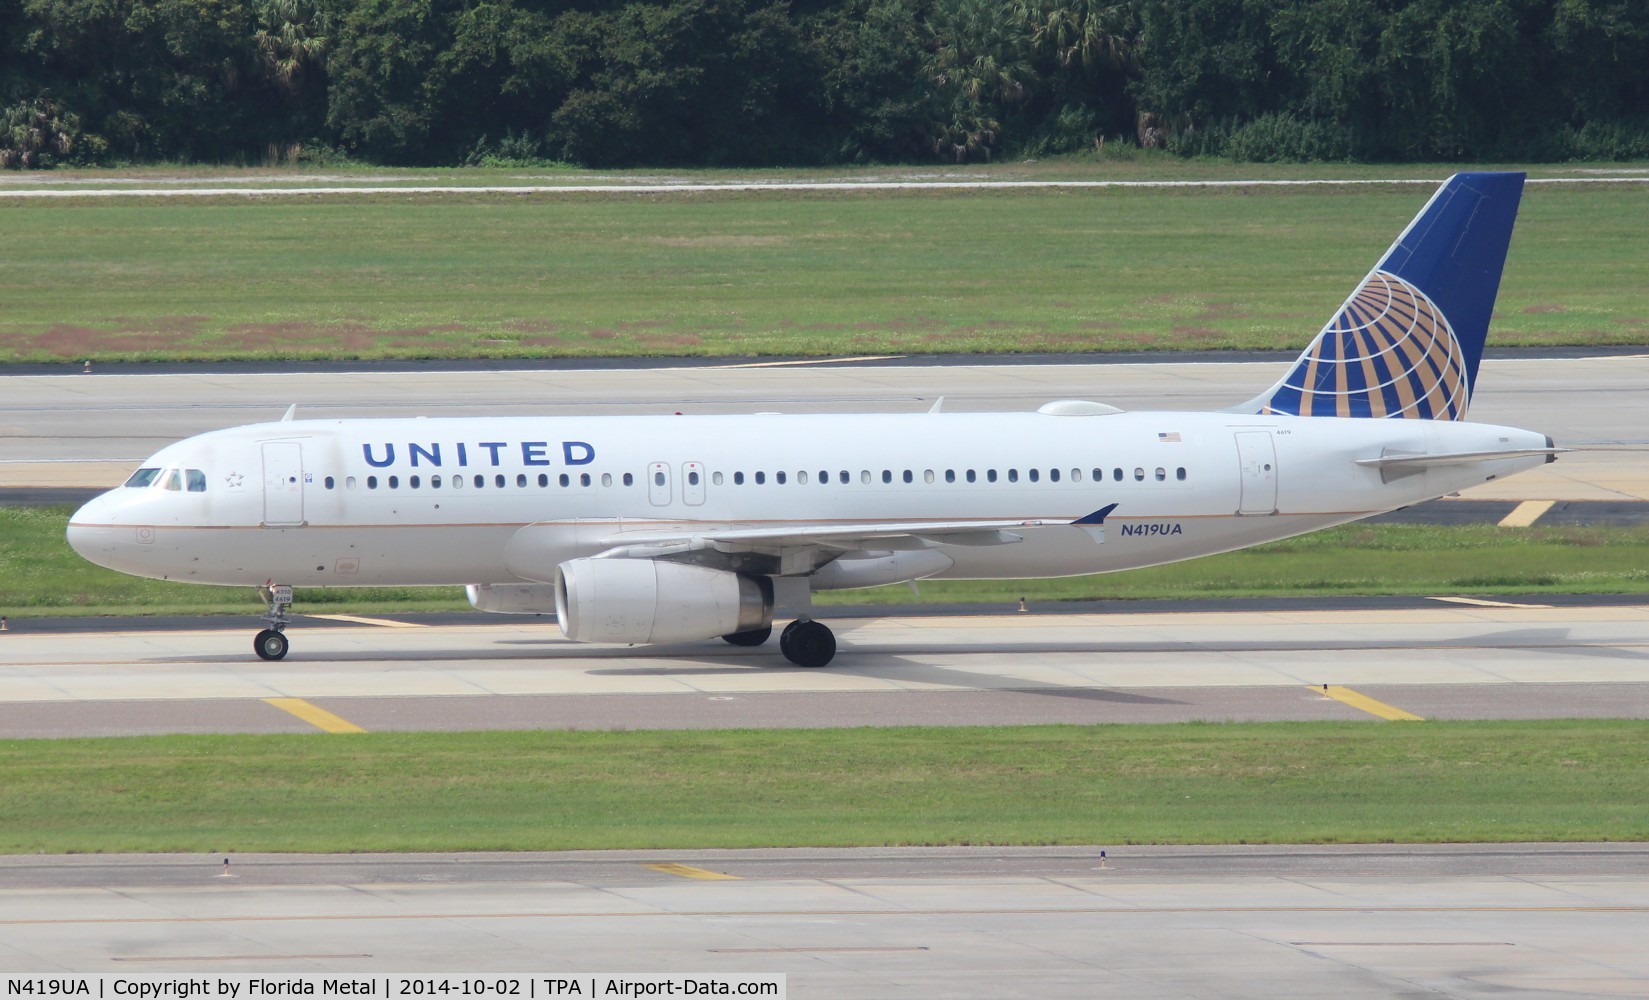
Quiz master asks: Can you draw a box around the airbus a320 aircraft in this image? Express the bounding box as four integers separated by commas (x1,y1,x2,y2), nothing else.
69,172,1557,667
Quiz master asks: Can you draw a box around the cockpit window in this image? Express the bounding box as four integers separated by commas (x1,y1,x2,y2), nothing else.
125,468,162,488
186,469,207,492
162,469,184,491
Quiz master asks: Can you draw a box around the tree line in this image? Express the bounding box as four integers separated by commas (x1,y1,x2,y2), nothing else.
3,0,1646,169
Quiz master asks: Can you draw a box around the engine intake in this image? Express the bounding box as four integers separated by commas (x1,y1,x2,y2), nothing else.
554,558,772,644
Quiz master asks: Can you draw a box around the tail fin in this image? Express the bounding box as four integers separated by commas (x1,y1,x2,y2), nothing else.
1246,172,1525,420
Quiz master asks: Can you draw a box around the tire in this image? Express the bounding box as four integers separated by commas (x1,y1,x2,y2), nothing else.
779,620,836,668
254,628,289,661
722,625,773,647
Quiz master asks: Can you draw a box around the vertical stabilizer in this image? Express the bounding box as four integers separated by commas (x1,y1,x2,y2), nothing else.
1245,172,1525,420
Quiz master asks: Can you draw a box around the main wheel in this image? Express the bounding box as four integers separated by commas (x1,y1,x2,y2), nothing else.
722,624,773,647
778,619,836,668
254,628,290,661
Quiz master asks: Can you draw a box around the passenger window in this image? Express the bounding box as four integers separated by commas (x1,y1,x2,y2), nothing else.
945,470,956,483
987,469,998,483
882,470,892,484
860,470,871,484
1093,468,1103,481
187,469,208,492
388,475,399,489
1177,467,1187,481
1134,468,1145,481
654,471,666,486
839,471,850,484
798,471,808,485
1008,469,1019,483
536,474,546,487
1113,468,1123,481
902,470,913,484
776,471,787,485
474,475,485,488
346,476,357,490
819,470,829,484
689,471,700,486
495,474,507,488
125,467,161,488
924,470,935,484
1048,469,1059,483
734,472,745,485
367,476,378,489
1155,467,1167,481
1070,468,1080,482
602,473,613,487
1029,469,1040,483
409,475,420,489
966,470,976,483
756,471,767,485
580,473,591,487
517,474,528,488
625,473,635,486
452,475,463,489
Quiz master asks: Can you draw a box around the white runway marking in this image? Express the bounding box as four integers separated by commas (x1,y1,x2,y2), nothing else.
5,177,1648,199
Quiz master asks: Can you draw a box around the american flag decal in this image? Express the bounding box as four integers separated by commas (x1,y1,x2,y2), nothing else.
1158,432,1181,442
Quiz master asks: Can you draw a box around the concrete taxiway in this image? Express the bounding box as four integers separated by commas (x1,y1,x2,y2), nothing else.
4,354,1648,501
3,845,1647,997
3,603,1647,737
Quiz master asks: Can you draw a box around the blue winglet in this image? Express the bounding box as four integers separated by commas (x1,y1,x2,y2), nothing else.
1072,503,1118,525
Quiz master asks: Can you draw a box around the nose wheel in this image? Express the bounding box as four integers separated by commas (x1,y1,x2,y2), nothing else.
254,582,294,661
254,628,289,661
778,619,836,668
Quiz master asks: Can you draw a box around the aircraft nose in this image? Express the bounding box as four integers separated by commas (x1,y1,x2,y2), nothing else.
66,491,122,567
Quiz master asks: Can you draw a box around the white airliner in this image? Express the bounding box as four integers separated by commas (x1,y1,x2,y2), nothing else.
69,172,1557,667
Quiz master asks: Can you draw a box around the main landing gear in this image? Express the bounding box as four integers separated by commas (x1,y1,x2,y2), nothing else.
254,583,294,661
721,619,838,667
778,619,836,668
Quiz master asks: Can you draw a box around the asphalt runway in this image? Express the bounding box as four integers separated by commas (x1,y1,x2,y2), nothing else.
3,603,1647,737
4,354,1649,502
4,845,1647,997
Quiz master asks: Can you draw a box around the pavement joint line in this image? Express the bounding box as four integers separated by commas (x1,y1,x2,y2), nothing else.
1498,500,1556,527
1313,685,1425,722
262,698,368,734
305,614,426,628
1430,596,1556,610
643,863,741,881
7,905,1645,926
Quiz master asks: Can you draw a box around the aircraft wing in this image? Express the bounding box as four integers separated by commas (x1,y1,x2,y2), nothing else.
591,504,1119,573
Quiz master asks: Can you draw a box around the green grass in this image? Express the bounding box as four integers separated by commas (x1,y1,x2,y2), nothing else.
1,169,1645,363
1,721,1643,853
8,506,1649,617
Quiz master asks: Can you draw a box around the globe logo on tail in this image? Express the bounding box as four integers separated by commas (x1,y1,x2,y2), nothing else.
1262,270,1469,420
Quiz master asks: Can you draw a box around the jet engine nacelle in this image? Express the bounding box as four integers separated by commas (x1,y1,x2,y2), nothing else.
466,583,558,614
554,558,772,644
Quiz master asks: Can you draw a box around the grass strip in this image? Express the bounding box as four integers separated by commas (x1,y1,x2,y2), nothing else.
7,506,1649,617
1,721,1644,854
2,180,1644,363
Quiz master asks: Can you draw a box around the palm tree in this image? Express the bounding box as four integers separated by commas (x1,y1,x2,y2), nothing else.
925,0,1035,160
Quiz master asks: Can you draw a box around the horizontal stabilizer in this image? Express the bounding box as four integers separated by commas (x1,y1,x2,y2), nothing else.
1354,448,1565,470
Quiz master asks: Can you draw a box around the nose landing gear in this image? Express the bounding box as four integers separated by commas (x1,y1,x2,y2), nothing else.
254,583,294,661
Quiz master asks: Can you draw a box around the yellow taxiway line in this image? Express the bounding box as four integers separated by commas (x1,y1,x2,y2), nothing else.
1498,500,1555,527
263,698,368,733
306,614,426,628
644,863,741,881
1313,685,1424,721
